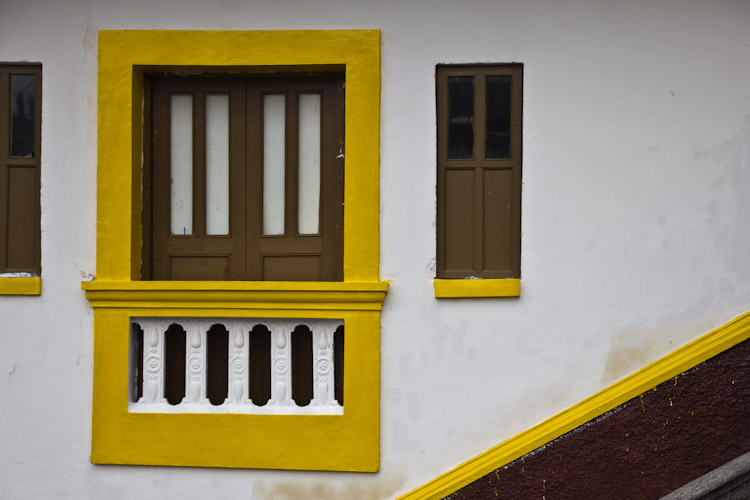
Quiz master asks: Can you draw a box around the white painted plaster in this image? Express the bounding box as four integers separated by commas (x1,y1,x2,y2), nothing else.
1,0,750,498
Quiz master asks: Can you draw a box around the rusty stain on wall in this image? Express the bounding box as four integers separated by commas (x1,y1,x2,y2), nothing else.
253,471,406,500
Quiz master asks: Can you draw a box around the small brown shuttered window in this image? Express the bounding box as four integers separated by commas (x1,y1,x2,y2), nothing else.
436,64,522,279
144,74,344,281
0,64,41,276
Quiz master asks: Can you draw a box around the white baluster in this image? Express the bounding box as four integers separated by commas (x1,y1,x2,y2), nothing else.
141,320,168,404
184,320,207,404
228,320,250,404
130,317,343,415
311,321,339,407
269,321,293,406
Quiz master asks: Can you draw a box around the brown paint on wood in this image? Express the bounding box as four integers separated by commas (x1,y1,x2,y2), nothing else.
146,73,343,281
0,64,41,275
437,64,521,280
150,78,247,280
445,339,750,500
7,166,37,269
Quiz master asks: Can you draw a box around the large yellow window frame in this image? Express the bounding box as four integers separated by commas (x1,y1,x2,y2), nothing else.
82,30,387,471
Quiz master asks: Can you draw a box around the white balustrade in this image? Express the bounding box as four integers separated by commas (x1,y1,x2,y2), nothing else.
184,320,208,404
226,320,249,404
268,320,293,407
311,320,337,407
129,317,344,415
141,320,169,404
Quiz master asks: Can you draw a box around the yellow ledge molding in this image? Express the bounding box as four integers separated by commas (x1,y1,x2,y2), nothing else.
397,311,750,500
0,277,42,295
434,279,520,298
81,280,389,310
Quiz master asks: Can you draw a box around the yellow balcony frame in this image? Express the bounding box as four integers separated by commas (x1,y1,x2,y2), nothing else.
84,30,386,471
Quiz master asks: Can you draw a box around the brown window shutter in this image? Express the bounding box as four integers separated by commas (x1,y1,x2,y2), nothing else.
145,74,343,281
437,64,522,279
0,65,41,276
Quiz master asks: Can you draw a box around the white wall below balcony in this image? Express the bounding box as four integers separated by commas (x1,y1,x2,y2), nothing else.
1,1,749,499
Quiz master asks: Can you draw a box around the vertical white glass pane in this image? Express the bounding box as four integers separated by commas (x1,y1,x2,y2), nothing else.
171,95,193,235
298,94,321,235
206,95,229,235
263,94,286,236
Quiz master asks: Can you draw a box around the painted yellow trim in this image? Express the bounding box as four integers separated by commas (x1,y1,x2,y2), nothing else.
397,311,750,499
97,29,381,282
0,277,41,295
91,30,383,471
82,280,389,310
91,306,381,471
82,280,389,292
434,279,520,298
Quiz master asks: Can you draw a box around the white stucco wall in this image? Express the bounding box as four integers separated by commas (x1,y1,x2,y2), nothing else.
1,1,749,498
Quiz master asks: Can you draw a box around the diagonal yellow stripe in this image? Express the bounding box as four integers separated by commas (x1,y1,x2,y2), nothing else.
397,311,750,500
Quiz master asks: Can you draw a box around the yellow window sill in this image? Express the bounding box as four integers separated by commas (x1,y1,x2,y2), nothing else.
0,277,42,295
434,279,520,298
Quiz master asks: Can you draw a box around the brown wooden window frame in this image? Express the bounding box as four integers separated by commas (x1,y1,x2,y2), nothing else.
0,64,41,276
436,64,522,280
142,72,344,282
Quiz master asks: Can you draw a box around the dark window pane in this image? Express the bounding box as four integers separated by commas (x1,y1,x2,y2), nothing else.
131,323,144,403
334,325,344,405
448,76,474,159
249,325,271,406
10,74,36,158
206,324,229,406
164,324,186,405
291,325,313,406
486,75,511,159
